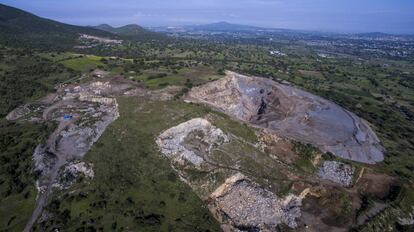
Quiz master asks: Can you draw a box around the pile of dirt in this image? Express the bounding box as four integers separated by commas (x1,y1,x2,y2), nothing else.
186,71,384,164
257,130,299,164
209,173,302,231
156,118,229,167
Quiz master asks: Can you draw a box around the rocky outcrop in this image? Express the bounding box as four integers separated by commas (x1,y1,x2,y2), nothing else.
209,173,302,231
399,206,414,226
54,162,94,189
6,104,34,120
156,118,229,166
186,71,384,164
318,161,355,187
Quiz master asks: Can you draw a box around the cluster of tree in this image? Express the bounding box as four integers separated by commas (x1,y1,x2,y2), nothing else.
0,48,74,117
0,120,53,198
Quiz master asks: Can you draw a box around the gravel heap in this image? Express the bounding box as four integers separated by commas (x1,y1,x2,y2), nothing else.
210,173,302,230
318,161,355,187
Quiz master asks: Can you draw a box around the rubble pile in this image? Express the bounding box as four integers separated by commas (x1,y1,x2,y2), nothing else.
210,173,302,230
318,161,355,187
54,162,94,189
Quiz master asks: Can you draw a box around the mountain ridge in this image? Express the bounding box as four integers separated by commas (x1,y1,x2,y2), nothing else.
92,23,167,40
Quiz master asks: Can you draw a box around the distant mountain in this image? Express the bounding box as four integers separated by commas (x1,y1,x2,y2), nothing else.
0,3,117,50
187,21,265,32
92,24,167,41
94,24,115,32
356,32,391,37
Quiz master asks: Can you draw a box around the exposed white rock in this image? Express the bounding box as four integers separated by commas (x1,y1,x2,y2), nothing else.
156,118,229,166
79,34,123,44
6,104,32,120
399,206,414,226
318,161,355,187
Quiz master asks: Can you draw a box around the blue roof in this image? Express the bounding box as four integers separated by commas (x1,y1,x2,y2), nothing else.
63,115,73,120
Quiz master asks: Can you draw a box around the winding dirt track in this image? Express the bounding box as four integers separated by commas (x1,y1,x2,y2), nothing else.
23,119,73,232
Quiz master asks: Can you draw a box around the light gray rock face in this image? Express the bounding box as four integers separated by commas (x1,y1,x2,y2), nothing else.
318,161,355,187
210,173,302,230
156,118,229,166
186,71,384,164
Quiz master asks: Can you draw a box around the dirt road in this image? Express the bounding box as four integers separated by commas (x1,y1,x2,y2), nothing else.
23,119,73,232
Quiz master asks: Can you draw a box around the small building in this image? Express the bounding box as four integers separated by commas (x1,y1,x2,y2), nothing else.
63,115,73,120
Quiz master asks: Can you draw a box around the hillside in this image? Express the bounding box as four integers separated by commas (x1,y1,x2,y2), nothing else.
0,4,118,50
93,24,168,41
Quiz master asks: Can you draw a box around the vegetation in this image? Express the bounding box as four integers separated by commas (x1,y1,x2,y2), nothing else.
0,46,75,117
0,3,413,230
0,120,54,231
0,4,117,51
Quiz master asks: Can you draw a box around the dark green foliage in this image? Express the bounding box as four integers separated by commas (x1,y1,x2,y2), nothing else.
0,119,55,231
0,47,73,117
0,4,117,51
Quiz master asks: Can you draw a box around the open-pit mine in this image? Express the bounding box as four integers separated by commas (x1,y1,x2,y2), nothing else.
185,71,384,164
8,71,397,232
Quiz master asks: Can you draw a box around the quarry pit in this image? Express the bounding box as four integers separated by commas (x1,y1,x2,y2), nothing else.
185,71,384,164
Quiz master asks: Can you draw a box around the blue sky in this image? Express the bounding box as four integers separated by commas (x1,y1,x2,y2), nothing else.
1,0,414,34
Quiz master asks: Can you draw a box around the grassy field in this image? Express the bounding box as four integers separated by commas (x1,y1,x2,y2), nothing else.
133,66,222,89
60,55,105,72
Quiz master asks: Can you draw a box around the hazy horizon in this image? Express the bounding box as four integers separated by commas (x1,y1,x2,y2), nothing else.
1,0,414,34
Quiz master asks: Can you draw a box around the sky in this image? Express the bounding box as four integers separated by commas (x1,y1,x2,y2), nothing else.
1,0,414,34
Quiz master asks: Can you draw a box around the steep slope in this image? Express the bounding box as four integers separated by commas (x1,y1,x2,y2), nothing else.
0,4,117,50
186,71,385,164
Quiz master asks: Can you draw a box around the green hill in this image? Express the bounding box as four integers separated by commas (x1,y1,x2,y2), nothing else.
0,4,118,50
93,24,168,41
